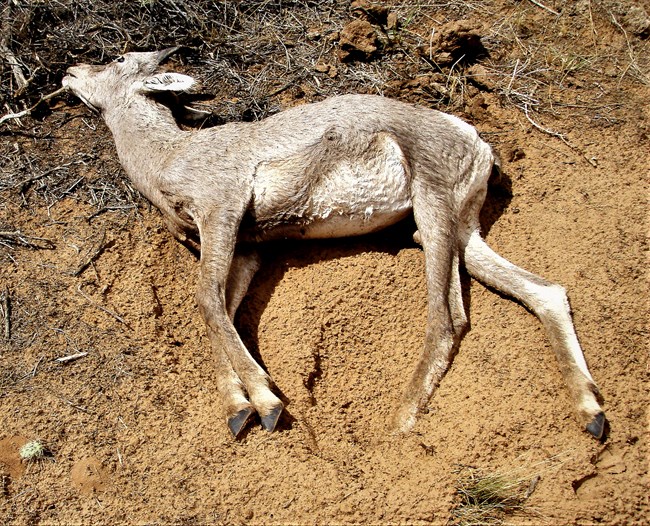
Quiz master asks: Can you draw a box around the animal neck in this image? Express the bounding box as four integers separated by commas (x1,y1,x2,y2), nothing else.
102,96,187,202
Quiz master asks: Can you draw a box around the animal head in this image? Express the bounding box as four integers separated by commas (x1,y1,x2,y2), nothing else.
62,48,195,113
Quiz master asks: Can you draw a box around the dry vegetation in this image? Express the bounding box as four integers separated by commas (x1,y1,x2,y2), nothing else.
1,0,648,524
451,465,535,526
1,0,647,206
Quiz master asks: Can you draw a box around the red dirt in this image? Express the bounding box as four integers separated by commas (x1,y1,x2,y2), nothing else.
1,1,648,524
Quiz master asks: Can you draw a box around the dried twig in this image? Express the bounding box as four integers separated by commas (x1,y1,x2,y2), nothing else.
55,394,90,413
71,229,108,277
0,87,68,126
17,156,94,193
523,103,566,141
610,13,649,86
0,230,55,250
523,105,598,167
0,287,10,341
0,44,28,92
1,3,28,93
526,0,560,16
55,352,88,364
76,284,132,329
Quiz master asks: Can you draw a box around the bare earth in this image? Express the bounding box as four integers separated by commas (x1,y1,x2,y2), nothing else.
1,1,648,524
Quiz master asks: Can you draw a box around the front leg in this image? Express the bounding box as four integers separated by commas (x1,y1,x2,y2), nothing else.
202,247,262,437
196,217,283,435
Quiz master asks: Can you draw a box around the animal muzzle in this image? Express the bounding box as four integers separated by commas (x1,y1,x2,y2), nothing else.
62,65,87,85
62,68,100,113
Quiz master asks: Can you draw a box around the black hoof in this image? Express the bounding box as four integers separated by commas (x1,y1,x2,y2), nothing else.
586,412,607,441
260,404,284,432
228,407,254,438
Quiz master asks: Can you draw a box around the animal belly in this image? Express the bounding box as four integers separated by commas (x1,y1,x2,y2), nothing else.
299,208,411,238
250,130,412,240
300,168,412,238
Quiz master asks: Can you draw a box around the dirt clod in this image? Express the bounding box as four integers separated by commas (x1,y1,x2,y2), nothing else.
338,20,379,62
71,458,109,495
421,19,486,66
351,0,388,23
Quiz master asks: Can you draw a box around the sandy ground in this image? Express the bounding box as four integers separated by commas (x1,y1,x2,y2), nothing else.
1,1,648,524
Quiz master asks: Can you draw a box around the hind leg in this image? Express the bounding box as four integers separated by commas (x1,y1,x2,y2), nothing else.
226,247,261,321
392,202,459,432
414,229,467,340
463,229,606,439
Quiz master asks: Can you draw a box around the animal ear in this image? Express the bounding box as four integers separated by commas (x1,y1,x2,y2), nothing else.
141,72,195,93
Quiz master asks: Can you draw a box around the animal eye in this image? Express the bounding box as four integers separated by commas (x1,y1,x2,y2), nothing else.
116,56,125,63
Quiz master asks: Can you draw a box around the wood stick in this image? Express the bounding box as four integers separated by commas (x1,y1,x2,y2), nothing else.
527,0,560,16
1,287,9,341
0,87,68,126
55,352,89,364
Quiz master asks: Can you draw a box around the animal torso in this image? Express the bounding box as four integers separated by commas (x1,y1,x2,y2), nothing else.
155,95,484,244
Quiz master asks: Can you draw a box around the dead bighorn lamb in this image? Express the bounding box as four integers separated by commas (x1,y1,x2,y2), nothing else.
62,48,606,439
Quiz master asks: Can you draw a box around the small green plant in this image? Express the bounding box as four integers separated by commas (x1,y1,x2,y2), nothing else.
450,465,537,526
19,440,47,461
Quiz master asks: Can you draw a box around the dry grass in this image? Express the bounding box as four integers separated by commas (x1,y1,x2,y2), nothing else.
450,465,537,526
449,450,582,525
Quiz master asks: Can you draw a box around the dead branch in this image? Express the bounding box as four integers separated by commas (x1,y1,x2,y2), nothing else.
76,284,132,330
0,44,28,92
0,230,55,250
523,104,598,167
72,229,108,277
55,352,88,364
0,87,68,126
523,103,567,141
16,155,95,194
0,287,10,341
527,0,560,16
0,2,28,93
610,13,649,86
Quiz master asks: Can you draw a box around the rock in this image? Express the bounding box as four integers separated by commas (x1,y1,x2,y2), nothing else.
622,6,650,38
314,62,338,78
338,20,378,62
306,28,322,40
71,457,109,495
382,79,405,97
604,1,650,38
387,12,399,30
502,142,526,162
465,94,489,121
